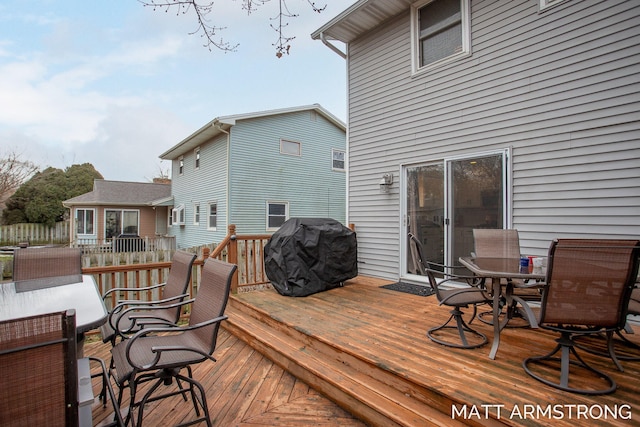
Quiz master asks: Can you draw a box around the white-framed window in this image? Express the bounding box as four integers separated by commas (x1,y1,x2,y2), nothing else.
411,0,471,73
194,147,200,169
75,208,95,236
267,201,289,231
168,208,173,227
193,203,200,225
105,209,140,238
280,139,301,156
178,156,184,175
332,149,345,171
208,202,217,230
539,0,569,11
172,204,185,225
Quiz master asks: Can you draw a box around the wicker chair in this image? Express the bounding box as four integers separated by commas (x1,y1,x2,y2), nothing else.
13,247,82,284
0,310,123,427
523,239,640,395
109,258,237,427
410,233,492,349
100,251,197,346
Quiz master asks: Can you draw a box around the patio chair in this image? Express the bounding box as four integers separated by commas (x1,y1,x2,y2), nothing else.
109,258,237,427
573,286,640,371
100,250,197,346
0,310,124,427
472,228,541,326
410,233,491,348
522,239,640,395
472,228,522,259
13,246,82,283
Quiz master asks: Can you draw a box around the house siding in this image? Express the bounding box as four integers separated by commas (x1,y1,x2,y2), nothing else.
169,134,229,248
229,111,347,233
346,0,640,280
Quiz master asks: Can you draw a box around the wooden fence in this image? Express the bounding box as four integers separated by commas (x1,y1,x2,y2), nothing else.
81,224,271,314
0,222,70,246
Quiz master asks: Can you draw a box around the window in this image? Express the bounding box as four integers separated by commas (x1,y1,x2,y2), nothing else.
75,208,95,235
179,156,184,175
193,203,200,225
280,139,301,156
172,204,185,225
412,0,470,72
332,149,345,171
267,202,288,230
105,209,139,239
208,202,217,230
539,0,569,11
194,147,200,169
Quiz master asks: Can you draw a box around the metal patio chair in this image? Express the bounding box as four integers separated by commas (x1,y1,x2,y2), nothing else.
100,250,197,346
109,258,237,427
522,239,640,395
410,233,492,349
472,228,541,326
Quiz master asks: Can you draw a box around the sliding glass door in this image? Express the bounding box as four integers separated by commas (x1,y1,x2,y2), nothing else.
404,151,508,279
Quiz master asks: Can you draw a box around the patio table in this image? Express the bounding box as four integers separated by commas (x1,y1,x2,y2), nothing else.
0,274,108,356
458,256,546,359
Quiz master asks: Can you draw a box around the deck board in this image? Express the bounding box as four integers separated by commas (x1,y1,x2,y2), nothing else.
87,276,640,426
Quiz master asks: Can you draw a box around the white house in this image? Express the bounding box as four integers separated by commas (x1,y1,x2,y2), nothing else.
312,0,640,283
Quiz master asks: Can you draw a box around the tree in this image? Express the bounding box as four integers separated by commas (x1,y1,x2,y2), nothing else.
138,0,326,57
0,150,39,204
2,163,103,227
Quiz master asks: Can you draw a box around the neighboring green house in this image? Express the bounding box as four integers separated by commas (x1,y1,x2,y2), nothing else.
159,104,347,249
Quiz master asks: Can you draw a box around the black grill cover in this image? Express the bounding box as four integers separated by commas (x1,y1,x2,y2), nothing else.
264,218,357,297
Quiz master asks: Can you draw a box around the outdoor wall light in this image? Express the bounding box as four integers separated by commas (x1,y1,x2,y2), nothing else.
379,173,393,193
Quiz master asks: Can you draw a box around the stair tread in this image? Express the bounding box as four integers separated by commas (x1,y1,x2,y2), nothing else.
225,303,467,427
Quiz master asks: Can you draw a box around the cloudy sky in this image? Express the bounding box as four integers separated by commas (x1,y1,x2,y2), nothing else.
0,0,348,182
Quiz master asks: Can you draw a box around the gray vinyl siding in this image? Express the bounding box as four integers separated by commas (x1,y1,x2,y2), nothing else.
229,111,347,233
169,134,228,248
346,0,640,280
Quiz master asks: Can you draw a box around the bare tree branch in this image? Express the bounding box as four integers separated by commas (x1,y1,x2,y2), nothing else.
138,0,239,52
138,0,326,57
0,151,39,202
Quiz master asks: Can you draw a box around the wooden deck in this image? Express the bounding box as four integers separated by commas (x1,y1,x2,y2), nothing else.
87,276,640,426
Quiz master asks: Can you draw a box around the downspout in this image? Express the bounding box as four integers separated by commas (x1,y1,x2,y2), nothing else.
318,32,349,225
215,122,231,235
320,32,346,59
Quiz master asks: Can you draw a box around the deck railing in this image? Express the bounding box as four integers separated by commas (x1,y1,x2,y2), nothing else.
82,224,271,316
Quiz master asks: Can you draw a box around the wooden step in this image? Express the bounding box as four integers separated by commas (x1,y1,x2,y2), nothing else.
224,296,470,427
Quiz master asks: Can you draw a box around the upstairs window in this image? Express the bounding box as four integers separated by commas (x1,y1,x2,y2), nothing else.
195,147,200,169
412,0,470,72
332,149,345,171
280,139,301,156
178,156,184,175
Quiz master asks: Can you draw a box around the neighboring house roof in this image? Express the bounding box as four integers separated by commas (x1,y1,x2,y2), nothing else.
63,180,171,207
159,104,346,160
311,0,412,43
